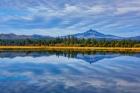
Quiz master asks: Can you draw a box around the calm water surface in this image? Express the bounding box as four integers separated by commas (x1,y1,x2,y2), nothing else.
0,51,140,93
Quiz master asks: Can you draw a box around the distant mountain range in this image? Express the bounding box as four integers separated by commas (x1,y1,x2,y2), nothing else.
0,29,139,40
70,29,122,40
0,33,52,40
127,36,140,41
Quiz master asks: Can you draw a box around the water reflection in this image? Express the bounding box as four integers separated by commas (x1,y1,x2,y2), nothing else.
0,51,140,93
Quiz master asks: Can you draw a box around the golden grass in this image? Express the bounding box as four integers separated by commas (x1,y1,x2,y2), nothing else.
0,46,139,52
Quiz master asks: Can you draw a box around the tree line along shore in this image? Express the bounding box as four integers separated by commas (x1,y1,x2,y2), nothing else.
0,37,139,47
0,37,139,52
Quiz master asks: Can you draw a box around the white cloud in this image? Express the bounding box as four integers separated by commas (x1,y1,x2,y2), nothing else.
116,6,140,15
64,4,80,13
87,5,107,14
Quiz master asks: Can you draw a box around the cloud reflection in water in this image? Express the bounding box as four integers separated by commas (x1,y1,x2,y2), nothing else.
0,52,139,93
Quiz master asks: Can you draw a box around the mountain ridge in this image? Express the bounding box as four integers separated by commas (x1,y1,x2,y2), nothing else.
0,33,52,40
0,29,139,40
70,29,122,40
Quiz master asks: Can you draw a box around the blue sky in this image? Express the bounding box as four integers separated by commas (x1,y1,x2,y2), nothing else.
0,0,140,37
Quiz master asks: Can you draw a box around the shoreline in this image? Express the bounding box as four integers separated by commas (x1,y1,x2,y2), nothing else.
0,46,139,52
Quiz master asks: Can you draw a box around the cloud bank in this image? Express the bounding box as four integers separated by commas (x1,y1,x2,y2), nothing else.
0,0,140,37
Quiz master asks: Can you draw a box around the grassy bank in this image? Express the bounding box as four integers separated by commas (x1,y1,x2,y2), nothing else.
0,46,140,52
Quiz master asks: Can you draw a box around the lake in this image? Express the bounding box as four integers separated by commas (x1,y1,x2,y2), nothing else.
0,51,140,93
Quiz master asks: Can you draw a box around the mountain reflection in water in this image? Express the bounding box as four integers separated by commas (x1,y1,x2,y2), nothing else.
0,51,139,93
